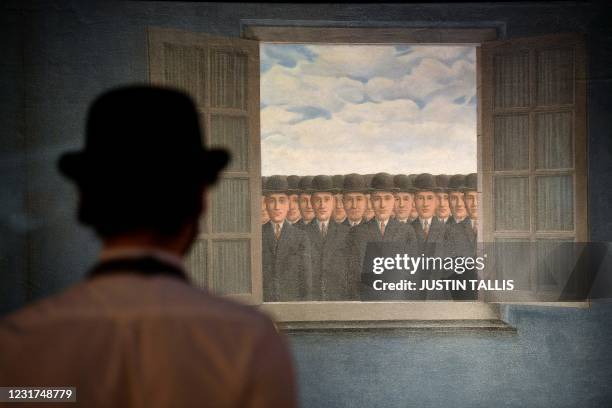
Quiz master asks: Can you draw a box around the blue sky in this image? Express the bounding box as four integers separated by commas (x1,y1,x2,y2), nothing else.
260,44,477,176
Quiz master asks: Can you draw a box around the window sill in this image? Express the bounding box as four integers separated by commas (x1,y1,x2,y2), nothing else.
278,319,516,334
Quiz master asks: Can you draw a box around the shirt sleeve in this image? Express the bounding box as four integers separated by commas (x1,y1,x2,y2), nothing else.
239,319,298,408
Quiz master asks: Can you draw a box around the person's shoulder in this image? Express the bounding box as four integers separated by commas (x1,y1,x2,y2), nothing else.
286,221,308,239
333,221,350,233
0,276,275,336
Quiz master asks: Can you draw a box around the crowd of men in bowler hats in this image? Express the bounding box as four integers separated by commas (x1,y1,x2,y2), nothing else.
261,172,479,302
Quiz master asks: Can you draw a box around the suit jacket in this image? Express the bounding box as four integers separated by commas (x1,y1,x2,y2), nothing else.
412,217,448,255
262,220,312,302
348,218,418,299
411,217,451,299
0,255,297,408
292,218,312,231
305,220,351,300
444,218,478,300
342,217,366,229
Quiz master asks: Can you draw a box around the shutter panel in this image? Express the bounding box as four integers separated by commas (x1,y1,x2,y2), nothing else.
148,28,262,304
479,33,588,303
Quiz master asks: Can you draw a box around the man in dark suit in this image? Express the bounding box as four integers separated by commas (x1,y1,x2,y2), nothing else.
293,175,315,230
412,173,447,250
341,173,368,228
445,173,479,300
262,175,312,302
412,173,450,299
304,175,351,300
348,173,418,299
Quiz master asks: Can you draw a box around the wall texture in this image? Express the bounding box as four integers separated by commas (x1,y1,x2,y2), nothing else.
1,1,611,407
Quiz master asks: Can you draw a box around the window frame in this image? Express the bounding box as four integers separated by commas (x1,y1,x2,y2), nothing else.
246,25,506,325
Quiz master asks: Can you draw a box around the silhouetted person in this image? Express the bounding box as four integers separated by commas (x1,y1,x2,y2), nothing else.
0,86,297,408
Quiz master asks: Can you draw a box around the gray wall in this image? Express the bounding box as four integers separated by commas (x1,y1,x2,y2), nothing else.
1,1,611,406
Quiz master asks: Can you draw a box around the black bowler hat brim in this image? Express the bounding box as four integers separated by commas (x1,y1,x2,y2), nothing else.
308,188,340,194
58,148,230,186
369,187,399,193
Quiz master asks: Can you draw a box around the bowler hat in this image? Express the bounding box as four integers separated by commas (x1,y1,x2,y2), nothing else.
310,175,339,193
363,174,375,190
370,173,398,192
263,175,289,195
58,86,229,187
332,175,345,192
435,174,450,192
393,174,415,193
287,175,300,194
448,174,466,191
413,173,437,192
298,176,314,194
462,173,478,192
343,173,367,193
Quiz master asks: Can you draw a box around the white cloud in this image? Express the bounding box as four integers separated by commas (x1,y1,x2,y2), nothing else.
260,44,477,176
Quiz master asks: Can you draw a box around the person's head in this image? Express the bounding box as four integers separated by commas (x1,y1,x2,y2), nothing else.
297,176,315,223
263,175,290,223
413,174,438,219
434,175,450,219
330,175,346,222
342,173,368,222
261,196,270,224
265,193,289,223
463,173,478,220
310,175,338,222
393,174,415,221
286,175,301,223
58,86,229,253
448,174,467,221
369,173,399,222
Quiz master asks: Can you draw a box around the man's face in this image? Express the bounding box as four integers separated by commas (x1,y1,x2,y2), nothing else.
465,191,479,220
287,194,301,223
435,192,451,219
449,191,467,221
333,193,346,222
298,193,315,222
394,192,414,221
371,191,396,222
410,201,418,220
265,193,289,223
311,192,334,222
261,196,270,224
365,194,375,221
343,192,367,222
415,191,438,219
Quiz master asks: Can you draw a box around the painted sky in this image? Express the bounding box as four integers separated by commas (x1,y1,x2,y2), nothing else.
260,44,477,176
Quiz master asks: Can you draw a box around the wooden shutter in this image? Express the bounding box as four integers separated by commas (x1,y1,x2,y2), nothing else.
479,33,588,302
148,28,262,304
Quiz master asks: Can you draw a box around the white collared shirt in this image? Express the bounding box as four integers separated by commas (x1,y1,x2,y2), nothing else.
317,219,330,232
419,217,433,230
377,218,388,232
438,216,449,224
272,221,284,234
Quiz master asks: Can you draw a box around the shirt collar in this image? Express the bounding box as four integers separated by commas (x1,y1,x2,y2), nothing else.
419,217,433,228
